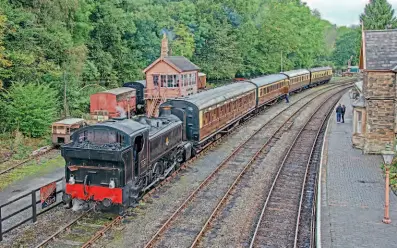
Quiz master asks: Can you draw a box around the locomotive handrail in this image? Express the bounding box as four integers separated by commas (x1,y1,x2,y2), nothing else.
0,177,64,241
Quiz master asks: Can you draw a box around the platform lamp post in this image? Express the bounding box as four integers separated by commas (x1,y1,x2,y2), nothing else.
382,150,394,224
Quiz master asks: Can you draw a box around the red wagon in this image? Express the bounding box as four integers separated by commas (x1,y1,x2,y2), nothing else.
90,87,136,120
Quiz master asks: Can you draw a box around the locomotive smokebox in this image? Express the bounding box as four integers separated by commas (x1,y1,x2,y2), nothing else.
160,105,172,116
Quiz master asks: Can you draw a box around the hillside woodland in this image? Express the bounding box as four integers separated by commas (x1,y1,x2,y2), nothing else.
0,0,362,138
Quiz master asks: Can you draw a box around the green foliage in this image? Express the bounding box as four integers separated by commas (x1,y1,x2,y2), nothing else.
0,0,354,135
360,0,397,30
0,13,11,87
0,83,58,137
332,28,362,69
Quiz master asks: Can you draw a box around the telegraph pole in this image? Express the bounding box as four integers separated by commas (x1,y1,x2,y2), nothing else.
280,51,283,72
63,71,70,118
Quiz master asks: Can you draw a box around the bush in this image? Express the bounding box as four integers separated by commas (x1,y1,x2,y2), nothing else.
0,83,58,137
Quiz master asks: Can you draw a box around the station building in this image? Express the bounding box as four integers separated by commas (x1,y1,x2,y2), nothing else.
353,29,397,154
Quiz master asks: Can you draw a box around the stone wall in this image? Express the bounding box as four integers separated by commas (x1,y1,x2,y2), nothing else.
363,71,395,99
364,99,395,153
362,71,396,154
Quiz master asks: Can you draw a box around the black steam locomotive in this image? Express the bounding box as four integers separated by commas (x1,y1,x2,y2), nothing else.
62,109,192,211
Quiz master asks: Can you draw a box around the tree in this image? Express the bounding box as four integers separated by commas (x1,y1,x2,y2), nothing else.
360,0,397,30
0,83,58,137
0,14,11,88
332,28,361,69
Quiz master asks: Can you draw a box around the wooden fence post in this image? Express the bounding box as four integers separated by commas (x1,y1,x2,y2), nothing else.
32,191,37,223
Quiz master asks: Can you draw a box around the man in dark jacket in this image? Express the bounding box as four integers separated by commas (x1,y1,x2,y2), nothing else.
336,104,343,123
341,105,346,123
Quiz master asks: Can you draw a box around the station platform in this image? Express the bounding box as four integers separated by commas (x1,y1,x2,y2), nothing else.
320,92,397,247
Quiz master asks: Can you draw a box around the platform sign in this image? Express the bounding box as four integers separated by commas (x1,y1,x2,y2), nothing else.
40,182,57,208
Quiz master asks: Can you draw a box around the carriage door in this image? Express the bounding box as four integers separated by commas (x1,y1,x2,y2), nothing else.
171,108,187,140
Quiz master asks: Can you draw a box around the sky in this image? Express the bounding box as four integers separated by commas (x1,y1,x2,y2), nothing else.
304,0,397,26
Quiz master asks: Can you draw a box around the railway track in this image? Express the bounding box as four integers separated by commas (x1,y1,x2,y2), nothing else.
141,81,350,201
249,88,346,248
143,84,351,247
34,210,120,248
29,80,355,248
0,147,57,176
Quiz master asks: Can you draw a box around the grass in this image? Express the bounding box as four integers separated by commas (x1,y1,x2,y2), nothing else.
0,132,51,161
0,155,64,191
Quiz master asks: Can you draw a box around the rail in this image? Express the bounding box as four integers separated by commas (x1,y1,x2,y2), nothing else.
249,89,347,247
0,147,55,176
144,83,353,248
0,177,64,241
1,80,356,246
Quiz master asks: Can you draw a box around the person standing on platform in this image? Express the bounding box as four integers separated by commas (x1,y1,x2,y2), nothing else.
342,105,346,123
336,104,343,123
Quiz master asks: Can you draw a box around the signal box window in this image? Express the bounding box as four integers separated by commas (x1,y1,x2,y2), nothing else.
153,75,159,87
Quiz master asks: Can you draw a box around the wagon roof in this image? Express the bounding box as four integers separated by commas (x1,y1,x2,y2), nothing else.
175,82,256,110
281,69,310,77
54,118,84,126
248,74,288,87
309,66,332,72
100,87,136,96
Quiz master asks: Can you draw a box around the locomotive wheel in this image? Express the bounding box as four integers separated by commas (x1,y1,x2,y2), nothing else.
153,163,163,180
177,154,184,163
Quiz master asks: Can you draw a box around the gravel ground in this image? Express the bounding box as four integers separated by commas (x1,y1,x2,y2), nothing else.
196,88,348,248
0,204,81,248
251,92,345,248
152,86,345,248
93,84,347,248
